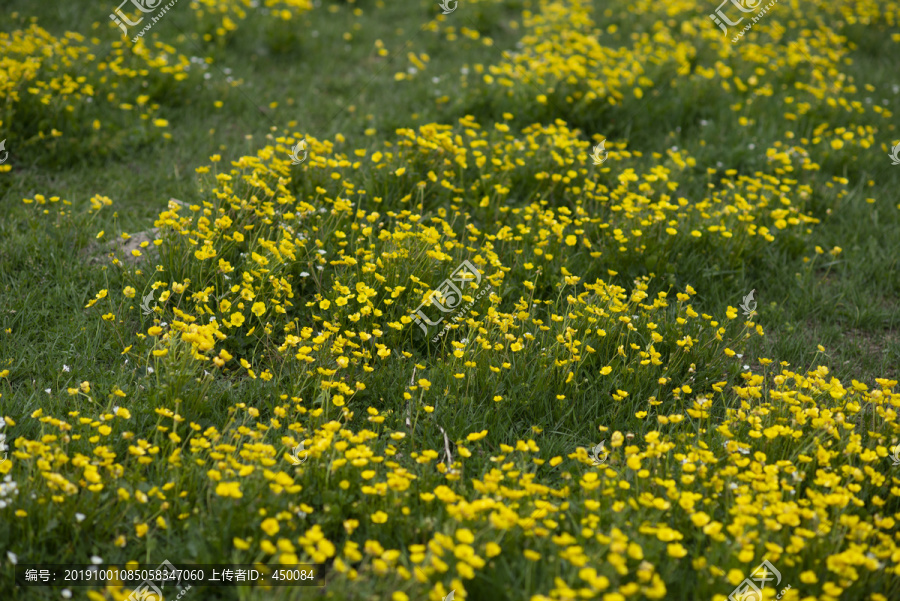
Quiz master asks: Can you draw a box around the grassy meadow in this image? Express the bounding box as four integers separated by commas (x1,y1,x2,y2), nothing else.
1,0,900,599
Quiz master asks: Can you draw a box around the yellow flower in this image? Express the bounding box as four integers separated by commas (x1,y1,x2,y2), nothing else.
215,481,243,499
136,523,149,537
261,518,280,536
234,538,251,550
371,511,388,524
251,302,266,317
456,529,475,544
690,512,711,527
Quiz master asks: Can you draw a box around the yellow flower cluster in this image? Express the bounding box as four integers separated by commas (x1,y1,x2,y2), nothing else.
5,0,900,599
0,22,189,161
5,364,899,599
187,0,314,43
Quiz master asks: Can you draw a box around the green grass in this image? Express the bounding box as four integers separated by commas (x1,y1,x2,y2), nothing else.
1,0,900,599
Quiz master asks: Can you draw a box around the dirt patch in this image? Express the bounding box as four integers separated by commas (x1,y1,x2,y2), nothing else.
82,198,188,266
84,227,161,266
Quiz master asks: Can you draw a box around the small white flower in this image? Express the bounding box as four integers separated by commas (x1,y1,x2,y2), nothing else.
90,556,102,564
748,143,755,150
147,367,154,374
75,513,86,522
407,67,417,75
204,72,211,80
736,354,743,359
299,272,310,277
63,365,70,372
743,365,750,370
432,76,440,84
62,590,72,599
316,265,324,271
317,250,327,255
700,119,708,126
729,483,738,490
461,67,469,75
7,551,17,564
45,388,51,394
